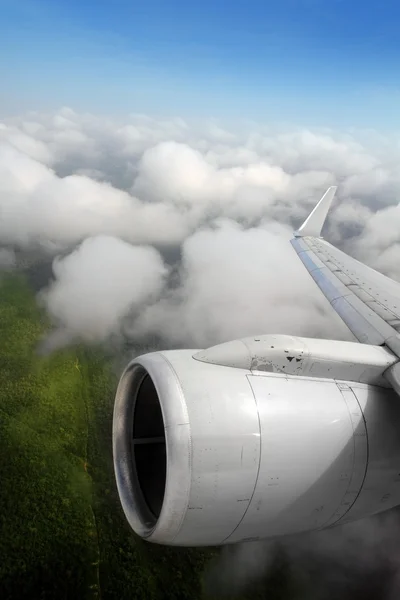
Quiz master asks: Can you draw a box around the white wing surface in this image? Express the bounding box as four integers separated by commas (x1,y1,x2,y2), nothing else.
291,187,400,358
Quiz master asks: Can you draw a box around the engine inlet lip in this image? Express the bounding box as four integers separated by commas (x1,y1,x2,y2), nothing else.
113,352,192,543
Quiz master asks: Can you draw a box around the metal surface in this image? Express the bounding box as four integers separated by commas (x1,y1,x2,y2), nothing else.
225,375,367,542
339,383,400,525
194,334,397,386
291,227,400,358
113,349,260,546
113,347,400,547
291,186,400,358
294,185,337,238
112,186,400,547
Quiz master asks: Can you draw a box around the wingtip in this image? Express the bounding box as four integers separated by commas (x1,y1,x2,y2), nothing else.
294,186,337,238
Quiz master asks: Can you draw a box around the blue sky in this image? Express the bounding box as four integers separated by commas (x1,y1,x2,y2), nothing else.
1,0,400,127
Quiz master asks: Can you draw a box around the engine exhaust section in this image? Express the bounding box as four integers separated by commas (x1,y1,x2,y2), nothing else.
113,334,400,546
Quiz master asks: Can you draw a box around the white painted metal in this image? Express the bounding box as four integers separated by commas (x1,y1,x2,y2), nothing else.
291,191,400,357
114,349,260,546
194,334,397,387
113,343,400,547
294,186,337,238
225,375,366,543
112,185,400,547
338,382,400,525
385,362,400,397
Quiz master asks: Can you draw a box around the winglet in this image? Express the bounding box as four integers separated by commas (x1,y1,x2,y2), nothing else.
294,186,337,238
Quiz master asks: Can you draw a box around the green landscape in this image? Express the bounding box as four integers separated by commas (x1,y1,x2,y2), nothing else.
0,273,294,600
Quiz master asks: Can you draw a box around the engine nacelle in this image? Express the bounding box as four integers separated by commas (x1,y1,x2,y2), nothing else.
113,334,400,546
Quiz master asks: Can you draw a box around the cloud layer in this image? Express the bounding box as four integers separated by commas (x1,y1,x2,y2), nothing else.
2,108,400,347
39,236,167,347
3,108,400,598
205,510,400,599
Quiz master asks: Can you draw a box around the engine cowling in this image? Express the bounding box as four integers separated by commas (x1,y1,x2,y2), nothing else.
113,335,400,546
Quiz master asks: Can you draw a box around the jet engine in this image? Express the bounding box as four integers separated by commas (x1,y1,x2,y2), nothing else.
113,334,400,546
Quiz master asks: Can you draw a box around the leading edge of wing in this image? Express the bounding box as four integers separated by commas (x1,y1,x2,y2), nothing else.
290,187,400,358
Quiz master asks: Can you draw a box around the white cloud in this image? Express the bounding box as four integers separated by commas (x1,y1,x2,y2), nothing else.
0,248,16,269
40,236,167,345
4,108,400,598
131,221,351,347
1,108,400,347
0,143,188,249
0,125,52,164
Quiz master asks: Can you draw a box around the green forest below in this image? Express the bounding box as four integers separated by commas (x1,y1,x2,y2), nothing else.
0,274,293,600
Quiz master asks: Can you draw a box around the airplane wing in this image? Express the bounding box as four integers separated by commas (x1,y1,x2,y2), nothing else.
291,187,400,359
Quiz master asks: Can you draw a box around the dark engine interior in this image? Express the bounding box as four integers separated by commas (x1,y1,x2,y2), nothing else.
131,374,167,521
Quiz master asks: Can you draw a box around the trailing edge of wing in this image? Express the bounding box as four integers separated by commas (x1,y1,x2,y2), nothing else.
294,186,337,238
